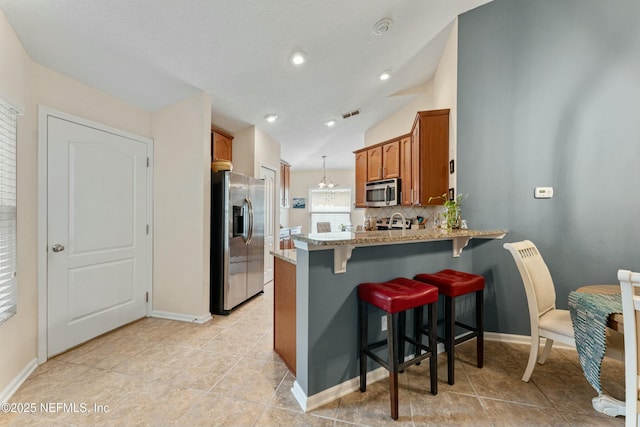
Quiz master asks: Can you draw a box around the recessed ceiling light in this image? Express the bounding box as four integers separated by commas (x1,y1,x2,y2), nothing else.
265,114,279,123
325,119,336,127
378,70,391,81
372,18,393,36
290,51,307,66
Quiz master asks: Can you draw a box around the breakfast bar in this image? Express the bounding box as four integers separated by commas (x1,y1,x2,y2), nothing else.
289,228,506,411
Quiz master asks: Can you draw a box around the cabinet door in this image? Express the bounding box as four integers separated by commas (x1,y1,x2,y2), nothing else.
399,136,412,205
415,110,449,206
355,151,367,207
382,140,400,178
212,130,233,161
411,124,420,205
367,146,383,181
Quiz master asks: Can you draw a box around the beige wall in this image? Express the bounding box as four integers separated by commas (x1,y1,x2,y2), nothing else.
432,18,458,192
0,10,157,398
364,19,458,197
364,84,434,146
231,126,281,176
0,9,38,399
151,92,212,318
285,169,365,234
230,126,256,177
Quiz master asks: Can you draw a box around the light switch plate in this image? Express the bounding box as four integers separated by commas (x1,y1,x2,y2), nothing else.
534,187,554,199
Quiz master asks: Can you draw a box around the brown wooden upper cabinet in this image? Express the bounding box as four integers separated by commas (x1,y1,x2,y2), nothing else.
366,146,383,181
399,135,412,206
354,151,367,208
409,109,449,206
365,140,400,182
353,109,449,207
280,160,290,208
211,127,233,162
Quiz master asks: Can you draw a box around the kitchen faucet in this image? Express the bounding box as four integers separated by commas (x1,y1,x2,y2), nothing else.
390,212,406,236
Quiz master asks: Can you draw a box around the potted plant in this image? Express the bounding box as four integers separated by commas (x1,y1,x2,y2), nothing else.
429,192,466,230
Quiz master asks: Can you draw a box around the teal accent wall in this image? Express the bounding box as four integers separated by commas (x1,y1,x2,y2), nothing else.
458,0,640,335
294,240,498,396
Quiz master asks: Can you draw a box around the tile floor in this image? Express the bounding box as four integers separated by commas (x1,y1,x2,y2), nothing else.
1,281,626,426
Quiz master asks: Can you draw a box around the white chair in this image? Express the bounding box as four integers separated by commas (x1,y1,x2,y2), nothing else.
619,269,640,426
317,222,331,233
504,240,576,382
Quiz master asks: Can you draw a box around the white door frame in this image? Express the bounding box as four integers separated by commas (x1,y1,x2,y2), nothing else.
37,106,154,363
259,163,277,284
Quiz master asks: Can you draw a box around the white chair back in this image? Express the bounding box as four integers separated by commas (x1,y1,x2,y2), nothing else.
504,240,557,319
619,269,640,426
504,240,574,382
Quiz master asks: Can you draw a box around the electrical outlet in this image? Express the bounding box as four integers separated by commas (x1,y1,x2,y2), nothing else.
381,316,387,332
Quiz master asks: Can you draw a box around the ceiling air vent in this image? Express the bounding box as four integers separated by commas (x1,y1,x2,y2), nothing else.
342,109,360,119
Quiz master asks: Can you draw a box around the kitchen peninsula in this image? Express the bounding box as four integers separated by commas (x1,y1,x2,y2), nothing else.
289,228,506,411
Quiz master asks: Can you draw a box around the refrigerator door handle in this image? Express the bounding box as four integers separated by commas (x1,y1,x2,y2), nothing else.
245,197,254,245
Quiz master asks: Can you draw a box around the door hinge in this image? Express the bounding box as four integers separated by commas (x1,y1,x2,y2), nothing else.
146,224,150,235
146,292,149,303
146,157,150,167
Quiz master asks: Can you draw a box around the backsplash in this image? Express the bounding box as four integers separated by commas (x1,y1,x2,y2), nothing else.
364,206,442,225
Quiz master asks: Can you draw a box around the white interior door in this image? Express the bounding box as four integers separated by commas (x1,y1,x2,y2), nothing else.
260,165,276,284
47,115,150,357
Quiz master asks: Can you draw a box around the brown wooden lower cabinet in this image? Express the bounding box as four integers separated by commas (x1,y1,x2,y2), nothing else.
274,257,296,374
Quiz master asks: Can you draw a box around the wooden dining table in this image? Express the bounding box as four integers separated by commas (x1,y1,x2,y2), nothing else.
572,284,625,417
577,284,624,331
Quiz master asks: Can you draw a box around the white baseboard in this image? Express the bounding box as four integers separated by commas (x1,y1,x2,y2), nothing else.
292,365,390,412
293,332,573,412
0,358,38,404
149,310,212,324
484,331,574,350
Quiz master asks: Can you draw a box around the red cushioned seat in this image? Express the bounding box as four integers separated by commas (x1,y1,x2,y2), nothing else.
358,278,439,314
414,269,485,385
358,277,439,420
415,269,484,297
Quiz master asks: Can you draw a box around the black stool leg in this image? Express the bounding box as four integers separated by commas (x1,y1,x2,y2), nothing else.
476,289,484,369
428,302,438,395
414,307,423,364
359,299,368,392
388,312,399,420
398,311,406,368
445,295,455,385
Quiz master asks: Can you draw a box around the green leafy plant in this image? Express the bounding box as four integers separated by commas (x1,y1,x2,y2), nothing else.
428,192,467,230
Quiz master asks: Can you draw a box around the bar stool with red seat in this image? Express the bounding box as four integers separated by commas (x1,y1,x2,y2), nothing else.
358,278,439,420
414,269,485,385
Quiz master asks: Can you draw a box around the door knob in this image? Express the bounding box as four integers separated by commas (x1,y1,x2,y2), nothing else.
51,244,65,252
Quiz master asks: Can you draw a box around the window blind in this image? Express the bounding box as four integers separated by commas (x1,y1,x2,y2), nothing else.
0,102,17,326
309,188,351,233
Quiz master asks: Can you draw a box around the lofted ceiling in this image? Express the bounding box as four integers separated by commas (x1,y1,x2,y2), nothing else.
0,0,491,170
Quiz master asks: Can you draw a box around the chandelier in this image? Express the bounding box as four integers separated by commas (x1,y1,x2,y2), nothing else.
318,155,334,188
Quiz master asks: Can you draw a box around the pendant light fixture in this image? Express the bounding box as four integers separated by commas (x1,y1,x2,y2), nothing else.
318,155,335,188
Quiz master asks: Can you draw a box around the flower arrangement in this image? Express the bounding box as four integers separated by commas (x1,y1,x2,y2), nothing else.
428,192,467,230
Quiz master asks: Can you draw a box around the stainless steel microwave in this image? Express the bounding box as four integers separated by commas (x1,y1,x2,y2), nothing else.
365,178,399,207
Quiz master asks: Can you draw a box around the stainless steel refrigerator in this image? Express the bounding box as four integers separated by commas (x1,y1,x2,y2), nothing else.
211,170,265,314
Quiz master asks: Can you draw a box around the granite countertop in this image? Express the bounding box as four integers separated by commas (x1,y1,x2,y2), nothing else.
271,248,296,265
292,228,507,247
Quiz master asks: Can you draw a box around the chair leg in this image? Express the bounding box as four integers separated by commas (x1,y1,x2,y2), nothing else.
359,299,368,392
388,312,399,420
476,289,484,369
428,302,438,395
522,333,540,382
538,337,554,365
413,307,423,365
445,295,455,385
